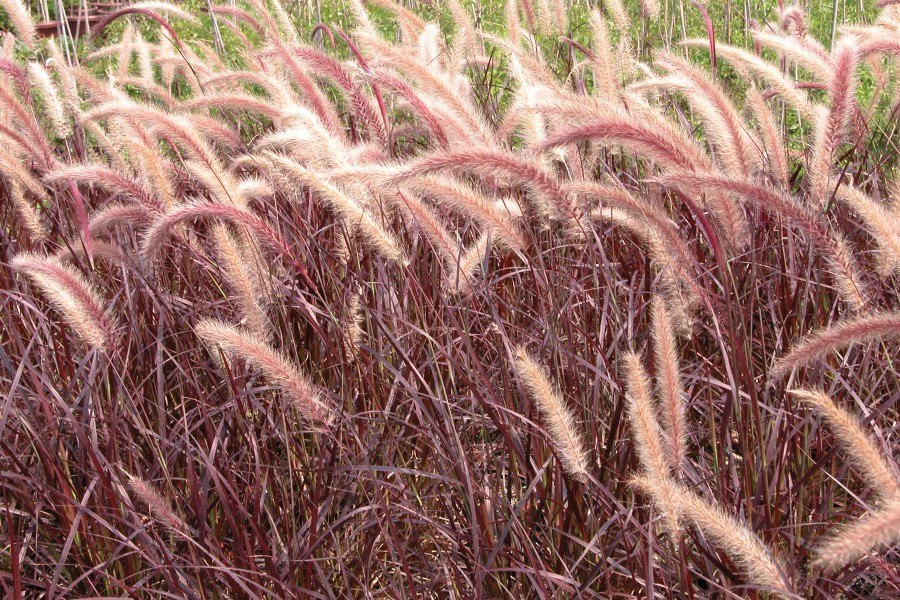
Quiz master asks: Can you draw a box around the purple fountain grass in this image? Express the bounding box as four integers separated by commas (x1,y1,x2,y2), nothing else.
569,181,688,250
390,189,462,278
46,41,80,116
276,46,387,142
0,57,32,101
780,6,812,42
264,154,407,265
27,62,70,138
341,289,365,358
623,350,684,538
651,299,688,476
664,483,793,596
123,472,189,534
87,203,153,236
11,253,119,351
2,1,900,596
181,92,288,122
663,171,870,310
355,28,496,147
56,239,130,267
483,31,561,91
588,10,618,103
261,43,347,140
7,179,48,243
746,88,792,188
513,346,591,482
833,182,900,277
0,148,49,200
140,199,315,290
243,0,286,40
623,352,673,484
654,51,758,178
537,107,716,173
750,29,833,82
115,76,177,107
592,206,701,332
210,224,271,341
364,68,452,149
772,312,900,378
119,131,178,209
256,111,347,168
92,3,195,51
0,0,36,50
82,102,226,177
365,0,426,40
0,85,54,164
789,389,900,501
682,38,817,119
389,148,582,224
400,175,526,252
449,231,490,296
811,497,900,572
640,0,660,19
808,40,860,207
444,0,477,66
209,6,267,41
201,71,285,96
45,164,161,210
195,318,333,429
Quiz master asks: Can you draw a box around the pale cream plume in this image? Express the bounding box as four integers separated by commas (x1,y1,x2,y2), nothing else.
513,347,591,482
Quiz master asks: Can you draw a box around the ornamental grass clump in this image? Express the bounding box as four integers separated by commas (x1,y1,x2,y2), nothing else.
1,0,899,596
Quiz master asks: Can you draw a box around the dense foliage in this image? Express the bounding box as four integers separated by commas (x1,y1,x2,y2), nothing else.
1,0,899,597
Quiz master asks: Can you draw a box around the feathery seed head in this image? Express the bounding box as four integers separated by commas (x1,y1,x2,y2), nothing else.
11,253,119,351
196,319,333,429
513,346,591,482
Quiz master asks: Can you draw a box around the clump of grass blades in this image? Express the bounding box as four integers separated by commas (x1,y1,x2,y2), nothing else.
0,0,899,597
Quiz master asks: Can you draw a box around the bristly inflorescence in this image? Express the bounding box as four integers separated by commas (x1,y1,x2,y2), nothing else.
1,0,899,596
